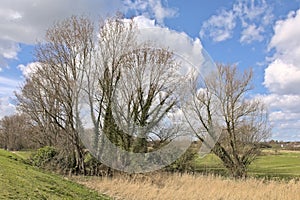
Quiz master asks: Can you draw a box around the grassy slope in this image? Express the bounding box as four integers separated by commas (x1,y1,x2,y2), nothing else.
0,149,110,200
195,150,300,178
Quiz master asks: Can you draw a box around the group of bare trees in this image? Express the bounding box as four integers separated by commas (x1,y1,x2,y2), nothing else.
0,114,37,150
14,16,183,174
1,15,271,178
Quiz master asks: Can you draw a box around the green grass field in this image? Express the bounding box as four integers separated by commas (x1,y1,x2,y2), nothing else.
1,148,300,199
0,149,110,200
249,150,300,179
195,149,300,179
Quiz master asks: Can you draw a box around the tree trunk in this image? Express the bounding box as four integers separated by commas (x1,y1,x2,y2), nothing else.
229,164,247,179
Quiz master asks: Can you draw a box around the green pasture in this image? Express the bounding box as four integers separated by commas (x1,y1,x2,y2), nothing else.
195,149,300,179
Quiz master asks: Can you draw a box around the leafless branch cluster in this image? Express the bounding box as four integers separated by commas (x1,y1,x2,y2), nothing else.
11,15,271,177
185,64,271,178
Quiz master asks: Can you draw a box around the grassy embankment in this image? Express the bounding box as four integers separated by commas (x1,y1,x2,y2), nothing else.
0,149,110,200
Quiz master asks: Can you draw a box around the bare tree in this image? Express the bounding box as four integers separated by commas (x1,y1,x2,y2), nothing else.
16,78,61,147
113,47,183,153
185,63,270,178
17,16,95,174
84,16,185,156
84,16,137,156
0,114,34,150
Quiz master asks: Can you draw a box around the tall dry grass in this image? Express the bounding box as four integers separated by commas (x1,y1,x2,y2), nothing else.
75,173,300,200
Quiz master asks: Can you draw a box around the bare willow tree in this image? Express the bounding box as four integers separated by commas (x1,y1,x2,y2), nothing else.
83,16,138,156
185,64,270,178
113,47,183,153
17,16,95,174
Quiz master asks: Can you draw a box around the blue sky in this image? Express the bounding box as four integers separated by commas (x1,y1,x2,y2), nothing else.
1,0,300,141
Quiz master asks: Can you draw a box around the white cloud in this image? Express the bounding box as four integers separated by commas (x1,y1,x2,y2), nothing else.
0,76,21,98
240,24,264,43
264,60,300,95
233,0,270,23
0,0,124,71
0,0,177,71
265,9,300,95
262,9,300,141
0,39,20,68
0,0,124,44
263,94,300,113
148,0,177,24
200,10,236,42
0,96,16,119
200,0,273,44
1,16,213,120
132,16,214,78
0,76,20,118
125,0,177,24
256,93,300,141
268,10,300,65
18,62,39,79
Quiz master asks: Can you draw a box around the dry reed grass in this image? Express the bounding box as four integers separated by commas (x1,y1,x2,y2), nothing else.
75,173,300,200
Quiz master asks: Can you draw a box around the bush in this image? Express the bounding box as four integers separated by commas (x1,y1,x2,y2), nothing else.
31,146,57,167
165,147,198,173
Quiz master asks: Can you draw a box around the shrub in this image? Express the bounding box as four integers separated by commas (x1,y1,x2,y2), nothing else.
166,147,198,173
31,146,57,167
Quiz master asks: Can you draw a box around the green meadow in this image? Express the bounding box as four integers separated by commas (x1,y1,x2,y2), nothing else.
195,149,300,179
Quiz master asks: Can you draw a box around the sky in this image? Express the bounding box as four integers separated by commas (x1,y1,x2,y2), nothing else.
0,0,300,141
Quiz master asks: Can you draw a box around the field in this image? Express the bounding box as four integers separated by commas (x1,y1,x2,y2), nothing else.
0,149,110,200
1,148,300,199
194,149,300,179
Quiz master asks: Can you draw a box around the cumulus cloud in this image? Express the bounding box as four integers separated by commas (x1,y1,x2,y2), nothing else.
18,62,39,79
0,39,20,68
0,76,22,118
263,94,300,113
0,96,17,119
269,10,300,65
147,0,177,24
0,0,125,71
200,0,273,43
124,0,177,24
132,16,215,78
0,0,125,44
0,0,177,71
200,10,236,42
264,9,300,94
19,16,213,82
264,60,300,95
240,24,264,43
263,9,300,141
